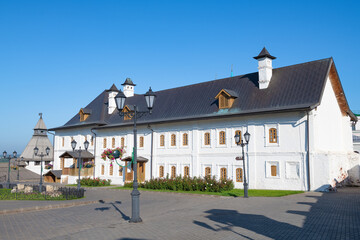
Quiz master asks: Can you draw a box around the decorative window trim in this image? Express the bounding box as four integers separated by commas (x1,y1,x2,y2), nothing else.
216,129,227,147
202,131,211,148
266,161,280,178
264,124,280,147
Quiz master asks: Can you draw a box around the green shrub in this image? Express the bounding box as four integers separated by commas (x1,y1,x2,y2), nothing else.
78,177,111,186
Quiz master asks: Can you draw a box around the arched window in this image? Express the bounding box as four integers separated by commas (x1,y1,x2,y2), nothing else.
204,132,210,145
236,168,243,182
171,166,176,178
112,137,115,148
139,136,144,148
109,165,113,176
183,133,188,146
219,131,226,145
220,167,227,180
235,130,241,144
121,137,125,147
160,135,165,147
101,165,105,175
205,167,211,177
269,128,277,143
159,166,164,178
171,134,176,146
184,166,189,177
103,138,107,148
62,137,64,147
271,165,277,176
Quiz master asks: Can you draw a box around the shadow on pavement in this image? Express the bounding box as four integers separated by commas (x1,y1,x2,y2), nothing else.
194,189,360,239
97,200,130,221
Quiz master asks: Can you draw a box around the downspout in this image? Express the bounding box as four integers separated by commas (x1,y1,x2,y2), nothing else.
47,130,55,166
91,128,97,179
306,111,311,191
147,125,154,179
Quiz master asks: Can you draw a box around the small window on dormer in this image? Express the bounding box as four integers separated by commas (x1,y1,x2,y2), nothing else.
123,106,133,121
79,108,91,122
215,89,238,109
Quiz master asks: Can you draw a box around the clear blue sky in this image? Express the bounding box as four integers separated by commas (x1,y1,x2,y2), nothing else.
1,0,359,154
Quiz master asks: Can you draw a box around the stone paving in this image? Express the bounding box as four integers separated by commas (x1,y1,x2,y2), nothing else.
0,187,360,240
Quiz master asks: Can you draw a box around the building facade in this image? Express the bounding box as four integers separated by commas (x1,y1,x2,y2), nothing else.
50,48,358,191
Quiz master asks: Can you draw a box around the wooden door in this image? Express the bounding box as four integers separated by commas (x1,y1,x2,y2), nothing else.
125,161,134,182
138,162,145,182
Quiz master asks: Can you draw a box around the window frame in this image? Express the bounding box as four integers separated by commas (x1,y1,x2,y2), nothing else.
236,168,243,182
103,138,107,148
220,167,227,180
204,132,211,146
159,134,165,147
159,165,164,178
171,166,176,178
171,134,176,147
219,131,226,145
182,133,188,146
184,166,189,178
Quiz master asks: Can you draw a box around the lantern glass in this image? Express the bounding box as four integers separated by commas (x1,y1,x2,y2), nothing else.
115,90,126,111
34,147,39,156
13,151,17,158
46,147,50,155
234,133,240,145
84,140,89,151
244,131,250,143
71,140,77,151
144,87,156,111
3,151,7,158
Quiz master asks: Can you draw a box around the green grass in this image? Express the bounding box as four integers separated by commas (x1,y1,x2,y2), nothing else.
111,187,304,197
0,189,83,201
66,184,115,187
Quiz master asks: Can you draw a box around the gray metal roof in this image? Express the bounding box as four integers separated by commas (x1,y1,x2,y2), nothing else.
50,57,355,131
44,170,62,178
34,113,47,130
59,151,94,159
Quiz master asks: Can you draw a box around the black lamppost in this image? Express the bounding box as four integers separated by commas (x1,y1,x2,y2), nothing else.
235,131,251,198
71,139,90,190
34,146,50,193
115,86,156,223
2,151,17,189
16,157,23,181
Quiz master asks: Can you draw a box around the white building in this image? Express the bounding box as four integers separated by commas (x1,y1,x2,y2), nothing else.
49,48,358,191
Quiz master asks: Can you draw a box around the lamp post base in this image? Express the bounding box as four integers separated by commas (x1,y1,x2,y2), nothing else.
244,182,248,198
129,188,142,223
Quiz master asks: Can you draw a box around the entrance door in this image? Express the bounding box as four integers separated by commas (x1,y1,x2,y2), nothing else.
138,162,145,182
125,161,133,182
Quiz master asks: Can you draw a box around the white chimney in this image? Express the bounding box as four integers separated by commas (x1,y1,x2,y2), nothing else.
254,47,276,89
106,84,118,114
122,78,136,97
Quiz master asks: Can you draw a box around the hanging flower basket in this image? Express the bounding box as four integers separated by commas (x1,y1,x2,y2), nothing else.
101,147,125,167
11,165,18,170
84,161,95,168
45,163,53,170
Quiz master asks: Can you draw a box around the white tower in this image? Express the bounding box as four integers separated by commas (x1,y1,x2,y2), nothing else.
106,84,119,114
122,78,136,97
254,47,276,89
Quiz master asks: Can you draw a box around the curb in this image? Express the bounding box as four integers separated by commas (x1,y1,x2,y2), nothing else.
0,200,99,215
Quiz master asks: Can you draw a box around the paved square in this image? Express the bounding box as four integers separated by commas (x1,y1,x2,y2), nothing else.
0,187,359,239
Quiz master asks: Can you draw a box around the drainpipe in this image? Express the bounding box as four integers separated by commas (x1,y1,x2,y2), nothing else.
306,111,311,191
91,128,97,179
147,125,154,179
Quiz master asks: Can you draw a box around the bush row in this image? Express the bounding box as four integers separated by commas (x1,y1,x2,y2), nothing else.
78,177,111,186
124,175,234,192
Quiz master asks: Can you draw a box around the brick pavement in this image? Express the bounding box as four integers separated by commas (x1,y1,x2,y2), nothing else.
0,187,359,240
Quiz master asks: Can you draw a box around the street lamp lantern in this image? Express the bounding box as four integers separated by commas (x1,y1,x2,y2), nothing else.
2,150,16,188
71,140,77,151
45,147,50,155
144,87,156,113
3,151,6,158
13,151,17,158
84,140,89,150
115,90,127,112
34,147,39,156
234,131,251,198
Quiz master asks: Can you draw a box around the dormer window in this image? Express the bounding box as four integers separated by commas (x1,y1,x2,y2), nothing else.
215,89,238,109
79,108,91,122
122,105,133,120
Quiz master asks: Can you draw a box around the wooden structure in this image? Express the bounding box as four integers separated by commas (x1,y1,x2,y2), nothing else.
44,170,62,183
122,156,148,182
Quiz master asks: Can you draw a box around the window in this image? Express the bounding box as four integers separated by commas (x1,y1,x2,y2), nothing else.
109,165,113,176
183,133,188,146
271,165,277,177
219,131,226,145
269,128,277,143
101,165,105,175
184,166,189,177
62,137,64,147
220,168,227,180
159,166,164,178
112,137,115,148
35,161,40,166
103,138,107,148
119,167,123,176
139,136,144,148
235,130,241,144
60,158,64,169
219,94,230,109
171,134,176,146
121,137,125,147
160,135,165,147
171,166,176,178
204,132,210,145
91,136,94,146
236,168,243,182
205,167,211,177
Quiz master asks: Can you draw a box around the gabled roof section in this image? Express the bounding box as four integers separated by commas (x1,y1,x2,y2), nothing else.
122,78,136,86
254,47,276,60
106,84,118,92
215,89,239,99
327,59,357,121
